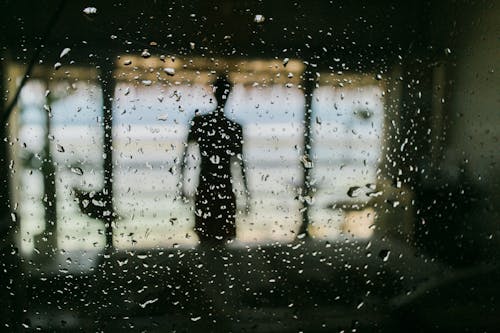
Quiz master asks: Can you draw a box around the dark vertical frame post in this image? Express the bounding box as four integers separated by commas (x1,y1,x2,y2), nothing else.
0,55,10,241
298,67,316,237
0,53,17,330
40,81,58,252
100,60,116,252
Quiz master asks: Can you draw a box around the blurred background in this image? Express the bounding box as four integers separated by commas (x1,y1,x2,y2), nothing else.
0,0,498,332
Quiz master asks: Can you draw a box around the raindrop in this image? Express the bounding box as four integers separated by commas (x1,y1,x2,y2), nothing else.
283,57,290,67
365,183,376,190
189,42,196,50
56,144,65,153
141,49,151,58
142,80,152,86
83,7,97,15
378,249,390,262
254,14,265,23
367,191,382,198
71,167,84,176
117,258,128,266
54,62,62,70
123,59,132,66
347,186,363,198
375,73,382,81
164,67,175,76
59,48,71,58
191,316,201,322
92,199,105,207
157,114,168,121
444,47,452,55
210,155,220,164
139,298,159,308
300,155,313,168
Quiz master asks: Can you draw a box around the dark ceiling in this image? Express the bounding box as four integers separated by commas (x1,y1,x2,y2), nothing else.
1,0,444,70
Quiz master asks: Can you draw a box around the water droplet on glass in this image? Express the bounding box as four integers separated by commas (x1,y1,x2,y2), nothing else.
157,114,168,121
59,48,71,58
139,298,159,308
365,183,376,190
142,80,152,86
123,59,132,66
210,155,220,164
283,57,290,67
379,249,390,262
254,14,265,23
300,155,313,168
164,67,175,76
56,144,65,153
347,186,363,198
141,49,151,58
71,167,84,176
83,7,97,15
375,73,382,80
444,47,452,55
117,258,128,266
191,316,201,322
54,62,62,70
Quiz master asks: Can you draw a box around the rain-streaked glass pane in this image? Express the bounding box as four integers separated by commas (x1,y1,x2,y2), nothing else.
1,1,498,332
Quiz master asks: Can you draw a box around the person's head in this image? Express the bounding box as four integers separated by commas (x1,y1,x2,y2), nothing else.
212,75,232,109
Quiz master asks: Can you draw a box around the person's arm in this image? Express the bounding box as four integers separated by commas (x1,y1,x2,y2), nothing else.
179,142,189,201
179,118,195,201
237,126,251,214
240,155,251,214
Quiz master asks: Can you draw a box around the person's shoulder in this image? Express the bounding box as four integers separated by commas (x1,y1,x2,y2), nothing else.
226,118,242,130
191,113,206,121
189,114,207,126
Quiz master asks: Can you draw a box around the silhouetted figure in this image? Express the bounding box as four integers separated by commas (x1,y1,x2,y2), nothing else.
180,75,249,246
